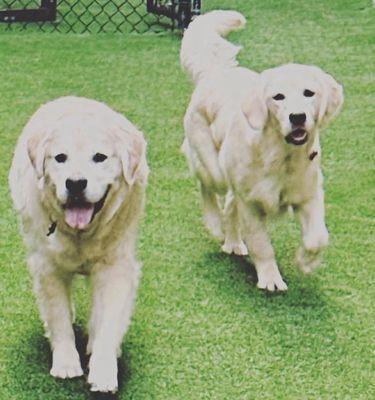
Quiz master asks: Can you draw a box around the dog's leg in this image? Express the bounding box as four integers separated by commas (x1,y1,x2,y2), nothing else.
201,183,224,240
295,189,329,273
32,264,82,379
184,110,226,193
221,192,248,255
87,260,140,393
240,204,287,291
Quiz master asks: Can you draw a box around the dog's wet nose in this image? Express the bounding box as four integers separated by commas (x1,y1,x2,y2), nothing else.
289,113,306,125
66,178,87,195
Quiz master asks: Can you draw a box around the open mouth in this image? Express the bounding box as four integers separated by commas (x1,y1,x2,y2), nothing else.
285,128,308,146
63,187,110,230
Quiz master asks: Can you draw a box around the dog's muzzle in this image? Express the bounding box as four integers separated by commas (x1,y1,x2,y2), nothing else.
63,186,110,230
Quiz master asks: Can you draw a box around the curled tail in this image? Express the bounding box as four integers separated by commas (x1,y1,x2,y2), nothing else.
180,10,246,84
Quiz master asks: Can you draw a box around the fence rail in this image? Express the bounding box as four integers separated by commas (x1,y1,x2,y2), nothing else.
0,0,200,33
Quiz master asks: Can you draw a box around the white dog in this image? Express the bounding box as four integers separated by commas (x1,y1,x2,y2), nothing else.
9,96,148,392
181,11,343,291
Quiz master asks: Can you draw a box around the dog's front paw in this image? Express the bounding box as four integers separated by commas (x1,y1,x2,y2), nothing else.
88,352,118,393
257,266,288,292
221,239,248,256
303,228,329,254
295,247,323,274
50,343,83,379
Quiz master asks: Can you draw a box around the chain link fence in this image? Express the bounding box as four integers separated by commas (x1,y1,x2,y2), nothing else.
0,0,200,33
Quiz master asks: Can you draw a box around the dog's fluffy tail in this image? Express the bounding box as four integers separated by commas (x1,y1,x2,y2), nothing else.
180,10,246,84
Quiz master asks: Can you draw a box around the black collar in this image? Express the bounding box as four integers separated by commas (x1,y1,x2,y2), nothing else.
46,221,57,236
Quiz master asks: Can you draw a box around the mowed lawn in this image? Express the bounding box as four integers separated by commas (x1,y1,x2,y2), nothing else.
0,0,374,399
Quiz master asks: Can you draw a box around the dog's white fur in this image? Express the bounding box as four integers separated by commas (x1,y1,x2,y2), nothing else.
181,11,343,291
9,96,148,392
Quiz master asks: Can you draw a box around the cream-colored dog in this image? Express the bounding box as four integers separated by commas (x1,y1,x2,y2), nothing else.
181,11,343,291
9,96,148,392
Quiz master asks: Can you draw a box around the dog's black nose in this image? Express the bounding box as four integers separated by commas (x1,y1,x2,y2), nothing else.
66,179,87,194
289,113,306,125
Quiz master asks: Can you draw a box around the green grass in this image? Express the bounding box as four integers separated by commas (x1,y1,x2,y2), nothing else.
0,0,374,399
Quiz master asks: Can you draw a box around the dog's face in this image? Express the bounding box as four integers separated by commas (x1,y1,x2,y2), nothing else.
46,118,120,230
28,114,143,231
261,64,343,146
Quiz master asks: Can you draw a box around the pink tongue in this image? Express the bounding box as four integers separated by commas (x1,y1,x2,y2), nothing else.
65,206,95,230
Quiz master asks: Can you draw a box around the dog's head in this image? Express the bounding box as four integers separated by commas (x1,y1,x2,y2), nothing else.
260,63,343,146
27,113,145,231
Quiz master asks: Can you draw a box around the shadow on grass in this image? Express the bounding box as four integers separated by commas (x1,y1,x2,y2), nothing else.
197,249,337,314
5,324,131,400
185,248,345,357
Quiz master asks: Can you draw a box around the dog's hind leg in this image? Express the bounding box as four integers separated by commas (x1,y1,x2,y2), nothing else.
200,183,224,240
221,191,248,256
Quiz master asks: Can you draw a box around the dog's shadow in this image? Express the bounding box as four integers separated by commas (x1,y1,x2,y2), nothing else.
6,324,130,400
198,249,336,314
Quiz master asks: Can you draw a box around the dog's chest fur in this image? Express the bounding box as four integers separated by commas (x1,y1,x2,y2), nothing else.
50,233,106,271
241,132,320,215
32,183,142,274
22,193,139,275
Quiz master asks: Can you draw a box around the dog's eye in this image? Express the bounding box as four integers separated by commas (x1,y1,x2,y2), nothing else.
93,153,108,163
272,93,285,101
55,153,67,163
303,89,315,97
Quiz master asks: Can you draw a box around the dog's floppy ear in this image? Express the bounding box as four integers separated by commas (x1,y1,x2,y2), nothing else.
316,69,344,126
115,125,147,186
243,87,268,131
27,131,50,180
